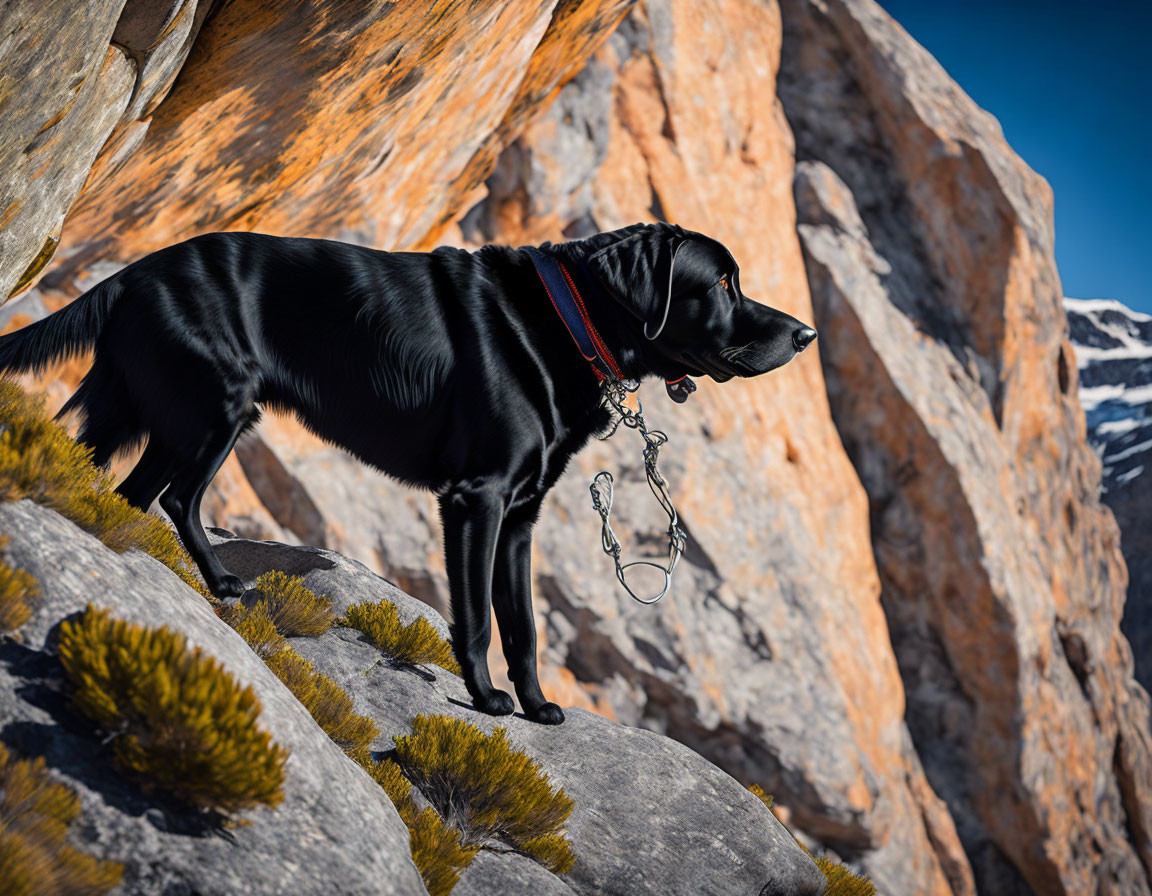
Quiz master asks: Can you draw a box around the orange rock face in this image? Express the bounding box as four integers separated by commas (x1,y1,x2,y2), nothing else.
43,0,632,283
454,1,968,891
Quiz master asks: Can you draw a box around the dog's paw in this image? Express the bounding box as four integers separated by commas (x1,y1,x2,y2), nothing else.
473,689,516,716
524,702,565,725
211,573,246,598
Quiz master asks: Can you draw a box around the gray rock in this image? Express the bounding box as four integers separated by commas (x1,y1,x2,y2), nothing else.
1,502,825,893
0,0,133,300
112,0,212,121
209,531,450,637
259,548,828,896
0,501,427,896
455,851,577,896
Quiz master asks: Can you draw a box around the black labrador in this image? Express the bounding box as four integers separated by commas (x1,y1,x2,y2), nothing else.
0,222,816,724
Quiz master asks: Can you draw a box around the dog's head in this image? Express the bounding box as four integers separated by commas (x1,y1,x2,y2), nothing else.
587,223,816,388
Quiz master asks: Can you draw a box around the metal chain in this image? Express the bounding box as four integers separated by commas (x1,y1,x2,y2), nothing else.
588,378,687,604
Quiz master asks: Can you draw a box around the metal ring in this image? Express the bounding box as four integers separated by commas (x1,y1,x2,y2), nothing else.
617,561,673,604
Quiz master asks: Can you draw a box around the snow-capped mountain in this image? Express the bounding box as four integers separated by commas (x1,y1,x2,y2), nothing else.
1066,296,1151,687
1066,298,1152,491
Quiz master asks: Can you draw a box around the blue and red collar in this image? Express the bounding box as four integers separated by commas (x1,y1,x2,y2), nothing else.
525,246,623,384
525,247,697,402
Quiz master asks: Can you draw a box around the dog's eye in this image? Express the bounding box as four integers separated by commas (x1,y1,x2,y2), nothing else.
718,277,729,292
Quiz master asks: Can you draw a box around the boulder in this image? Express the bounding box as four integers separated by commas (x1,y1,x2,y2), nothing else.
0,500,426,896
214,534,829,896
0,501,829,895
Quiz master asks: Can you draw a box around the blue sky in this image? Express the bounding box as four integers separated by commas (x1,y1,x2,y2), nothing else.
878,0,1152,315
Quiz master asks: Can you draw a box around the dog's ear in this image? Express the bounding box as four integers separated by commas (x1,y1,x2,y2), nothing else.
587,223,687,340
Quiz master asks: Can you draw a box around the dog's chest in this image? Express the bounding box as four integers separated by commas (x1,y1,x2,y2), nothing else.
512,404,608,504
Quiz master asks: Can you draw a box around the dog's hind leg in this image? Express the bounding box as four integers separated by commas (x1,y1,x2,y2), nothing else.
492,497,564,725
159,418,248,597
67,359,144,468
116,440,177,511
439,485,515,716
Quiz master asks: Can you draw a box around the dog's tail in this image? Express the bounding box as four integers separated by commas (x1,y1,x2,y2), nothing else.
0,279,121,377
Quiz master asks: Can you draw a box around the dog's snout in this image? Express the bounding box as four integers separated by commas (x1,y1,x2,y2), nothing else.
793,327,817,352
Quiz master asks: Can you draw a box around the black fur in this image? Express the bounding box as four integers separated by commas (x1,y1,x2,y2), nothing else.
0,222,815,724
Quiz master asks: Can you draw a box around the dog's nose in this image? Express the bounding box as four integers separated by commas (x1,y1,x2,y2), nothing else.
793,327,818,352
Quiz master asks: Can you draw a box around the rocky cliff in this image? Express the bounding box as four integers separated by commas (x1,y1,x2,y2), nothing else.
1,1,1149,895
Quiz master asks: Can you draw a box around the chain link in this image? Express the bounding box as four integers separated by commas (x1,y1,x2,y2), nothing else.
588,378,687,604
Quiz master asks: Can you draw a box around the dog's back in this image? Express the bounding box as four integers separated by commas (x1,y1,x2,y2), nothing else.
0,232,464,474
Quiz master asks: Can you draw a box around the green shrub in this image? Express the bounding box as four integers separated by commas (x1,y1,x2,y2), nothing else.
0,381,206,597
250,571,334,637
408,806,481,896
350,748,478,896
392,714,575,873
264,647,378,754
804,846,877,896
771,801,875,896
57,605,287,815
0,742,123,895
222,601,287,660
748,784,773,811
0,538,37,633
343,600,460,674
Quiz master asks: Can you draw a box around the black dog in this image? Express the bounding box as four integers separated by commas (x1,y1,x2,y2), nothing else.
0,223,815,724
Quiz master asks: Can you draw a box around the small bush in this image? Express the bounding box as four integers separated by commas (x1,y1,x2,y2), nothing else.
0,381,206,597
250,571,334,637
349,748,478,896
223,602,287,660
264,648,378,754
0,538,38,633
57,605,288,814
344,600,460,674
748,784,773,810
0,742,123,895
392,714,575,873
408,806,481,896
787,817,877,896
806,848,877,896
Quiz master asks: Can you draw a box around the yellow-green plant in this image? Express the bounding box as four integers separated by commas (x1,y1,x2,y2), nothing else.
391,714,575,873
250,571,334,637
264,647,378,754
777,807,876,896
351,748,478,896
748,784,773,811
407,805,482,896
801,844,877,896
0,742,123,895
223,601,287,660
343,600,460,674
0,538,37,633
0,381,206,596
57,606,287,814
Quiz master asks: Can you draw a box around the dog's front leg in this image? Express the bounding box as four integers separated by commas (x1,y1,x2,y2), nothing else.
439,486,515,716
492,501,564,725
